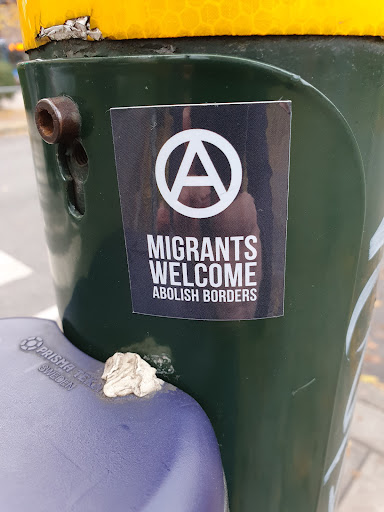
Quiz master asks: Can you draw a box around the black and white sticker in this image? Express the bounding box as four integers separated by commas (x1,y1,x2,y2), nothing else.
111,101,291,321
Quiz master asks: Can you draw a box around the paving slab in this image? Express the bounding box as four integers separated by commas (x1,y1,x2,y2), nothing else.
338,452,384,512
349,400,384,456
337,377,384,510
358,377,384,412
338,439,369,500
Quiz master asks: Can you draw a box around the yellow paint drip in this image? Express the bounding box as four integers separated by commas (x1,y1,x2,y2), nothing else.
17,0,384,50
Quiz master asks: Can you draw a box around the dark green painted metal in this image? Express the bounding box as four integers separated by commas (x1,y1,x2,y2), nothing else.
19,37,384,511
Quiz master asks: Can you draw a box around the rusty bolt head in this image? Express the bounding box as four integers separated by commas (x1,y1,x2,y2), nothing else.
35,96,81,144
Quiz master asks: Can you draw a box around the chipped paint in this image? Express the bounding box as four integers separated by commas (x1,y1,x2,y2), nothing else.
38,17,102,43
324,434,349,485
291,377,316,397
369,216,384,260
345,265,380,356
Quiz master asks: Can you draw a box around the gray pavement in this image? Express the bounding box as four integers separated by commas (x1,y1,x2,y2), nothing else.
337,280,384,512
0,132,383,510
0,91,28,136
0,134,56,317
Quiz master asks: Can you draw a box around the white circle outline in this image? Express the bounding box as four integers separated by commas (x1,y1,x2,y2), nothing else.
155,129,242,219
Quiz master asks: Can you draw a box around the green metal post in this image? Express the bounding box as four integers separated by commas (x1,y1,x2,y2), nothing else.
19,36,384,511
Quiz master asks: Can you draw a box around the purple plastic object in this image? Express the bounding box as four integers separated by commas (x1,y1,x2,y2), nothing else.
0,318,226,512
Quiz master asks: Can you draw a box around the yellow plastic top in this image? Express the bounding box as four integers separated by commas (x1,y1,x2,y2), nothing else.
18,0,384,51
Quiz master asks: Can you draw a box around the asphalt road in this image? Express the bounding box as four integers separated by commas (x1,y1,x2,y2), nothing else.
0,134,56,318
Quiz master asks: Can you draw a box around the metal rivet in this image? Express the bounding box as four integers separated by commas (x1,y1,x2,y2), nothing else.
35,96,80,144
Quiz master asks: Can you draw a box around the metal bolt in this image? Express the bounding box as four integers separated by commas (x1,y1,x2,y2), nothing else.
35,96,81,144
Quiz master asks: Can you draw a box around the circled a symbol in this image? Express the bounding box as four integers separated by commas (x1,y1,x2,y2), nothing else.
155,129,242,219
